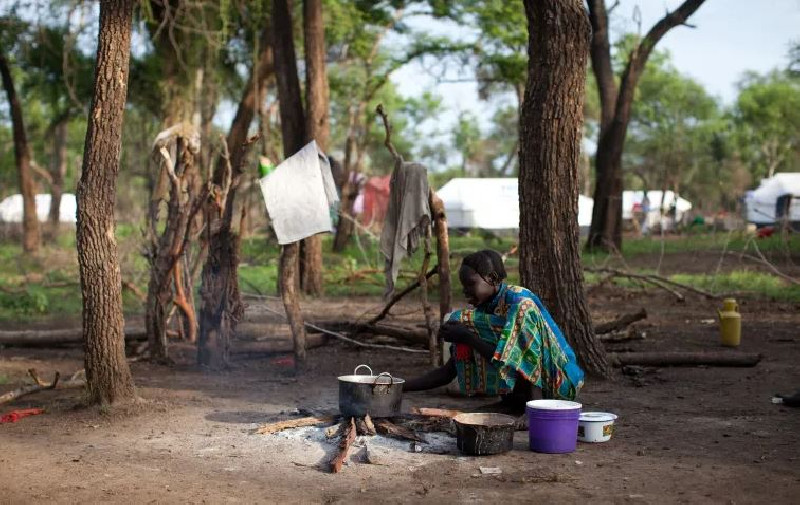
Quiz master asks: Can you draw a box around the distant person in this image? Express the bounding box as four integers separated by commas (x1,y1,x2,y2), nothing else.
641,194,651,235
403,250,585,415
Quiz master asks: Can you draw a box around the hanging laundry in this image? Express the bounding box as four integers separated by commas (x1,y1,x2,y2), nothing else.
380,157,431,297
259,140,339,245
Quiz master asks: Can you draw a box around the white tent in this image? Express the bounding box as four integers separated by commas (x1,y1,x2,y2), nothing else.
436,178,594,230
744,173,800,225
0,193,77,223
623,190,692,229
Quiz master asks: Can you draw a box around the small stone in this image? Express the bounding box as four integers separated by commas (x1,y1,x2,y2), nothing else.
479,467,502,475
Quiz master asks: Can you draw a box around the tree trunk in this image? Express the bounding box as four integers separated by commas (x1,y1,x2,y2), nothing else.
586,0,707,252
520,0,610,377
280,242,306,369
146,137,199,361
300,0,330,296
429,191,451,322
76,0,137,404
273,0,309,369
332,110,359,252
273,0,306,156
220,25,274,177
197,225,242,369
0,49,40,253
48,119,68,235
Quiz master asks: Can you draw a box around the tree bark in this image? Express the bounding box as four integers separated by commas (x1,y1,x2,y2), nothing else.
300,0,330,296
520,0,610,377
48,119,68,235
76,0,137,404
0,49,40,253
429,192,451,322
586,0,707,252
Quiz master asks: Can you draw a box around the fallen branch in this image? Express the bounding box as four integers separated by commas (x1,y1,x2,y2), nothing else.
230,335,328,356
308,320,428,345
0,369,59,405
256,415,338,435
367,265,438,325
598,326,645,343
260,305,428,354
586,267,718,299
330,417,357,473
409,407,462,419
594,308,648,334
724,250,800,286
609,351,761,368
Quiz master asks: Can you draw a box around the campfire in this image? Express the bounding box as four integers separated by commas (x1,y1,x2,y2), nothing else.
257,408,461,473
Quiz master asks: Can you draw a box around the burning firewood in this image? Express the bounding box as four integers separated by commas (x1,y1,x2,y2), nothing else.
374,418,426,443
355,414,376,436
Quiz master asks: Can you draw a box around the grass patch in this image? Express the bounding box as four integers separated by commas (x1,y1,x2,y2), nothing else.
1,230,797,323
670,270,800,302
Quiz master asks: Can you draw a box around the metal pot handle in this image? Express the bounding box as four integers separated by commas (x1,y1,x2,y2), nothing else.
353,364,373,376
374,372,394,385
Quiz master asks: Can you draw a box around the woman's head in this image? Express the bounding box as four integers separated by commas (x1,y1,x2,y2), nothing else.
459,250,507,306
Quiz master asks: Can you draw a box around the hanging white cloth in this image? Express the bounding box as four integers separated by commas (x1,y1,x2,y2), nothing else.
259,140,339,244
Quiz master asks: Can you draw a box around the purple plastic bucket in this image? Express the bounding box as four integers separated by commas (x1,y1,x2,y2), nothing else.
526,400,582,454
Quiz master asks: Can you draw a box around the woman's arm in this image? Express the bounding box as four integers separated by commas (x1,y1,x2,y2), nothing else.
440,322,495,361
403,358,456,392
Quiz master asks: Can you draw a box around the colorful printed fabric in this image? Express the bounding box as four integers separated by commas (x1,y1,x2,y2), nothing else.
448,284,585,400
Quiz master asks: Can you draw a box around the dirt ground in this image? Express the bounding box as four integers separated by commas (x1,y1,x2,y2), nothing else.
2,277,800,503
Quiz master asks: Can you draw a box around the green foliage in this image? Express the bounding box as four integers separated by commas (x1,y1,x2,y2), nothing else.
733,70,800,178
621,46,732,212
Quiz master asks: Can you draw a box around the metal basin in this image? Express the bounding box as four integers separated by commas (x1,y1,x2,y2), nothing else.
338,365,405,418
454,413,516,455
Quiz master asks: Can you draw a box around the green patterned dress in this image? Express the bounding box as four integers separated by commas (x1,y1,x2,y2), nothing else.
448,283,584,400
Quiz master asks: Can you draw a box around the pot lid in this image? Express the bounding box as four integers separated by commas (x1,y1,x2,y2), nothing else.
579,412,618,422
526,399,582,410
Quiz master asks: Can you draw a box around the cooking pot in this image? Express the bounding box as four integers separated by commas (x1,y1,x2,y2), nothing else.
338,364,404,418
453,413,516,455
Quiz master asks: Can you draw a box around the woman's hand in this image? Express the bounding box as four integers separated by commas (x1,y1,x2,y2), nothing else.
438,322,476,345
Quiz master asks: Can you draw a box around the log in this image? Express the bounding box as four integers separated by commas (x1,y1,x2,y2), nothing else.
0,369,59,405
609,351,761,368
374,418,426,443
330,417,357,473
0,327,150,347
256,415,337,435
230,334,328,355
598,326,645,344
594,308,647,334
307,320,428,345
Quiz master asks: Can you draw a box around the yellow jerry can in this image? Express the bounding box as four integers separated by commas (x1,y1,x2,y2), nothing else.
717,298,741,347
